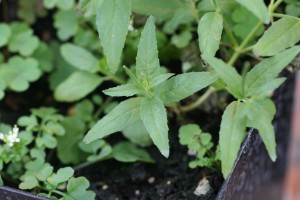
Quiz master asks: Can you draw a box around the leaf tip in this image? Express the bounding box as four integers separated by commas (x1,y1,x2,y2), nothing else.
270,153,277,162
160,149,170,158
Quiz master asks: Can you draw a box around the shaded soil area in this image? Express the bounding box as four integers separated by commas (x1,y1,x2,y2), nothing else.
77,115,224,200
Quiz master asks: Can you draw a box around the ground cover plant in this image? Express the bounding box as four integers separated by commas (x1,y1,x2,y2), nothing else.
0,0,300,199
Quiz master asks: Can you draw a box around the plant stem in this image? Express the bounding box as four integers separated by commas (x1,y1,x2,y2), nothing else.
223,18,239,47
191,0,200,22
73,158,104,171
272,13,298,19
103,72,125,85
180,87,216,112
271,0,284,13
211,0,238,47
228,21,262,66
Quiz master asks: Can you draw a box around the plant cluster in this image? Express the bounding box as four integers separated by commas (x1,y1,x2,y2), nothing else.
0,0,300,198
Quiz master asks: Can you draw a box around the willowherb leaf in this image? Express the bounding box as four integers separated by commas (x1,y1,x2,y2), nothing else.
253,17,300,56
245,99,277,162
136,16,160,81
219,101,248,178
202,55,243,99
235,0,270,24
245,46,300,96
140,97,169,157
198,11,223,57
84,98,143,143
96,0,131,73
155,72,218,104
103,83,141,97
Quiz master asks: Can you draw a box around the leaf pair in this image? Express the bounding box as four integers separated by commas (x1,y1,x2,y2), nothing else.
84,17,217,157
203,46,300,99
203,46,300,178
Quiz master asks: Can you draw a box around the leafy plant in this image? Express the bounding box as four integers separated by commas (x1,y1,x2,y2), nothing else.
1,1,300,198
179,124,220,169
84,16,217,157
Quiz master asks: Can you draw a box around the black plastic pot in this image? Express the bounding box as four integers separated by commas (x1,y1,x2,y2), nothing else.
0,185,48,200
0,71,299,200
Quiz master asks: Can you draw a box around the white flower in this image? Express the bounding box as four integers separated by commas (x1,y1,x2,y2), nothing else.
0,125,20,147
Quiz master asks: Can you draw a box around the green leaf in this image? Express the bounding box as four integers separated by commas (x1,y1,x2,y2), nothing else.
96,0,131,73
54,71,103,102
231,5,264,40
49,42,77,89
220,101,248,178
0,176,3,185
86,144,112,162
253,17,300,56
61,43,99,72
112,142,154,163
19,176,39,190
0,23,11,47
0,56,41,92
150,73,174,87
245,99,277,161
57,117,87,164
8,24,39,56
78,0,104,17
36,165,54,182
44,0,75,10
84,98,143,143
131,0,187,21
235,0,270,24
103,83,140,97
136,16,160,81
63,177,95,200
198,12,223,57
44,122,65,136
122,120,152,147
245,46,300,96
202,55,243,99
140,97,169,157
155,72,218,104
47,167,74,186
37,134,57,149
171,30,192,48
179,124,201,145
32,42,54,72
54,10,79,41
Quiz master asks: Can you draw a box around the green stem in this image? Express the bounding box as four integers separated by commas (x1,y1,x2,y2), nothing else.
272,13,299,19
191,0,200,22
52,190,71,198
73,157,107,171
93,97,112,120
211,0,238,47
180,87,216,112
223,18,239,47
271,0,284,13
103,72,125,85
228,21,262,66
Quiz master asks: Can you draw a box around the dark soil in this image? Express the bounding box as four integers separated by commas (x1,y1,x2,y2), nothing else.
78,119,224,200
